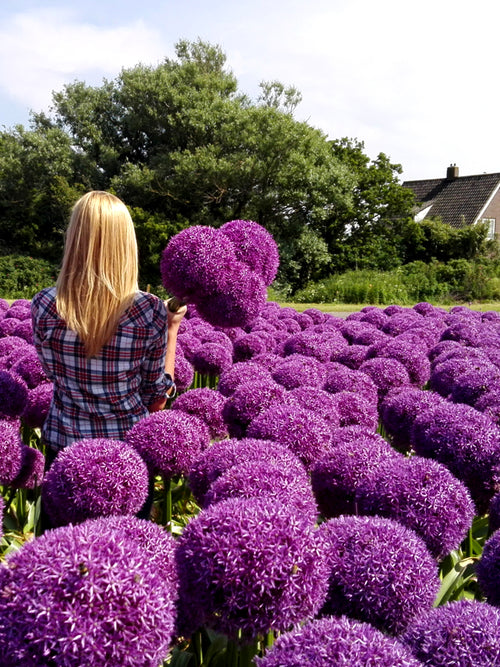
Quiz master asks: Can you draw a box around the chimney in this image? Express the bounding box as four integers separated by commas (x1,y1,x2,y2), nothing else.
447,164,459,179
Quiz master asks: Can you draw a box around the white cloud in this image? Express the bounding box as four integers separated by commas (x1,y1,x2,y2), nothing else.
0,8,167,114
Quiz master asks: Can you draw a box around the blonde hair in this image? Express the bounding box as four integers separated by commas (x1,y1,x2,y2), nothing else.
56,191,139,357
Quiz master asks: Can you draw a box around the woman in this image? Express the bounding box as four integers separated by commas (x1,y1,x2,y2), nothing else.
31,191,186,464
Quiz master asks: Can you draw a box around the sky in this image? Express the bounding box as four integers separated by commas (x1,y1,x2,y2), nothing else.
1,0,499,182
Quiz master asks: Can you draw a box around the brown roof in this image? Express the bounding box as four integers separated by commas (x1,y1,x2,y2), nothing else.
403,171,500,228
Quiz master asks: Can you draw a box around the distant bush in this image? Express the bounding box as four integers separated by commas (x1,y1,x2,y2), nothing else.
0,255,57,299
293,259,500,304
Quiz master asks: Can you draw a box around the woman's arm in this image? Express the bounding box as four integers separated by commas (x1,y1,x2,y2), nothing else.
164,300,187,386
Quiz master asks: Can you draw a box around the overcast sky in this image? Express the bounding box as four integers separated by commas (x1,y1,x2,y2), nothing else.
1,0,498,182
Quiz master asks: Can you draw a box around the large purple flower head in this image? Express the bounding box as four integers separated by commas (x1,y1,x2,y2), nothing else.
219,218,279,285
10,346,47,388
283,330,347,363
477,530,500,605
199,329,234,353
296,312,314,329
429,356,485,397
476,387,500,426
0,317,20,337
256,616,424,667
125,410,210,477
233,331,274,362
402,599,500,666
171,387,227,439
440,319,482,346
4,304,31,321
12,319,34,344
381,311,423,337
411,401,500,512
11,445,45,489
450,365,500,407
285,386,341,427
191,342,233,377
204,459,319,523
489,492,500,533
42,438,149,526
323,364,379,405
217,360,273,397
329,390,379,430
0,419,23,484
247,403,333,470
0,517,177,666
0,370,28,419
0,335,30,360
188,437,306,505
174,355,195,391
318,515,440,635
356,455,475,560
22,381,53,428
301,307,325,324
160,225,238,302
359,307,389,328
221,377,287,438
379,387,446,452
333,344,369,369
370,337,431,387
271,353,327,390
428,339,463,364
195,266,267,328
311,429,402,517
175,496,329,638
359,356,411,402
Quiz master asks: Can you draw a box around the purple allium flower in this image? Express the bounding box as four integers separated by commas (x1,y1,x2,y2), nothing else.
441,320,483,347
9,346,47,388
174,355,194,391
233,331,274,362
219,218,280,286
276,316,302,335
381,311,423,337
21,382,54,428
370,337,431,387
171,387,227,439
413,301,438,316
4,304,31,321
429,356,484,397
160,225,239,302
42,438,150,526
0,317,20,337
359,307,389,328
285,386,341,427
402,599,500,666
329,390,379,430
175,496,330,638
256,616,424,667
345,311,364,321
246,315,279,334
318,515,440,635
450,365,500,407
411,401,500,513
271,353,327,390
10,445,45,489
0,298,8,313
126,410,210,477
192,342,233,376
333,344,369,369
247,403,334,470
351,325,389,346
283,331,347,363
0,419,23,484
199,329,233,353
475,388,500,426
251,351,283,372
0,335,30,359
296,312,314,329
0,370,28,419
176,332,201,362
384,304,408,316
221,377,287,438
217,360,273,397
0,517,177,666
12,319,34,344
95,515,178,590
188,437,307,505
379,387,447,452
195,265,267,328
355,455,475,560
483,310,500,321
301,307,325,324
204,459,319,522
359,356,411,402
311,429,401,517
477,530,500,608
428,339,464,364
323,364,379,405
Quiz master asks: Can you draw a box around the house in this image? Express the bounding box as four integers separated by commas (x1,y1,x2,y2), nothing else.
402,165,500,239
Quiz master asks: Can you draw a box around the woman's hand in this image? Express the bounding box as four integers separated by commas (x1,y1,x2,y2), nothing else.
165,299,187,329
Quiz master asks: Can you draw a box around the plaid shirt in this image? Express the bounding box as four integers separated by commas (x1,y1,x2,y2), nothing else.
31,287,174,450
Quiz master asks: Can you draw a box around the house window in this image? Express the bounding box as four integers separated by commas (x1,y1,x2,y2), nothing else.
481,218,496,239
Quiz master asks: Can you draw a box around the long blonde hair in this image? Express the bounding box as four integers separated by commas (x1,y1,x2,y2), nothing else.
56,191,139,357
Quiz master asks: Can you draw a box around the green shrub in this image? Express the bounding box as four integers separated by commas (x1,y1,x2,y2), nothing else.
0,255,57,299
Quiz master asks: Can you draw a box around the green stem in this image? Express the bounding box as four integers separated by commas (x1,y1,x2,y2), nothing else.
225,638,239,667
239,640,259,667
162,476,172,532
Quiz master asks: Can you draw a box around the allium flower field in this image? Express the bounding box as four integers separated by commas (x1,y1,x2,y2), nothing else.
3,282,500,664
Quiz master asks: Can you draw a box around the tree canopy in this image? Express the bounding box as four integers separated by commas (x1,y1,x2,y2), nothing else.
1,38,486,295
